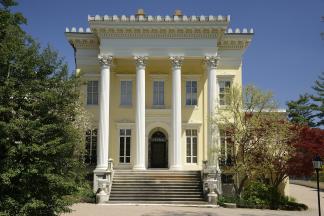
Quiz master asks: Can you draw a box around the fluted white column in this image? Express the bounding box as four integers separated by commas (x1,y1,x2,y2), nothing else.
170,56,183,170
205,56,220,170
96,54,113,171
133,56,147,170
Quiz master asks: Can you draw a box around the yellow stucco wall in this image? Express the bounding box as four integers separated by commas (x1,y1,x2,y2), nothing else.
78,57,242,170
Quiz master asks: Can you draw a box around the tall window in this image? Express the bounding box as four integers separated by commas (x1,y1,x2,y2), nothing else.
219,80,231,106
87,81,99,105
120,80,132,106
186,129,197,163
119,129,131,163
186,81,197,105
153,80,164,106
220,129,234,166
85,129,97,165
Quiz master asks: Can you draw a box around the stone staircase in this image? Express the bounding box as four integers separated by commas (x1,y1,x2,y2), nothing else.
109,170,205,203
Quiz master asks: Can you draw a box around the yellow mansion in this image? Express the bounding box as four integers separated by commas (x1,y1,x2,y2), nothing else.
65,9,253,203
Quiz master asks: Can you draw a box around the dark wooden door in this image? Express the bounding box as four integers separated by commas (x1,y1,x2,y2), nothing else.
150,131,167,168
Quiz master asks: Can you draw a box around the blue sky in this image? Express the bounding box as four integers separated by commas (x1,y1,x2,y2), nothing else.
16,0,324,107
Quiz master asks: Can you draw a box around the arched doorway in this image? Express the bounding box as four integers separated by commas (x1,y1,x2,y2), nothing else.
149,130,168,168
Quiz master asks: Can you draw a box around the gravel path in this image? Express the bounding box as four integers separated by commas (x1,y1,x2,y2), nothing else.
63,184,324,216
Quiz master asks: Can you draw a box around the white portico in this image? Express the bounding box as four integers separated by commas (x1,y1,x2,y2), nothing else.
65,9,253,193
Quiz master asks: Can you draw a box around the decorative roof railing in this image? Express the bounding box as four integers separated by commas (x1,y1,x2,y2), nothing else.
87,14,230,22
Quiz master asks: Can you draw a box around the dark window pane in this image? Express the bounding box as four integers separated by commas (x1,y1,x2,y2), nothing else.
193,157,197,163
126,157,130,163
187,157,191,163
193,143,197,156
120,137,124,157
126,138,130,156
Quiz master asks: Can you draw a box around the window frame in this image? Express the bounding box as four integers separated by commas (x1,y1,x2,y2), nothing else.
120,80,132,107
219,128,234,166
185,129,198,164
85,129,97,165
119,128,131,164
86,80,99,105
152,80,165,107
185,80,198,106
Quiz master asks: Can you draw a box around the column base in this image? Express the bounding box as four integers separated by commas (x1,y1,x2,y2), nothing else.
93,167,109,193
170,165,182,170
133,165,146,170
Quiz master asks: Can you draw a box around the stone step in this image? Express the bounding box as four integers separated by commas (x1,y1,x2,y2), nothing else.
111,191,202,194
113,178,200,184
107,200,209,204
109,197,205,201
109,170,205,203
111,188,201,191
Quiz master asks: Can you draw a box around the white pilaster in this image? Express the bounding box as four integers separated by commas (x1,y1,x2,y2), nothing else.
93,54,113,192
170,56,183,170
133,56,148,170
205,56,220,170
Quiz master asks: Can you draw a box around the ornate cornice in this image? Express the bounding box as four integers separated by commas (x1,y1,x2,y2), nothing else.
134,56,148,68
170,56,184,68
92,27,225,39
98,55,113,66
204,56,220,68
218,33,253,50
65,32,98,49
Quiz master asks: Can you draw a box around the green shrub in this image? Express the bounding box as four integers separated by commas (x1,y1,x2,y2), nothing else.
220,181,308,211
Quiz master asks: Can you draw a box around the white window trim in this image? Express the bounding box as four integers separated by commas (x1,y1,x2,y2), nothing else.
185,129,198,164
118,128,132,164
217,75,234,108
86,80,99,106
120,79,133,107
182,76,200,109
85,128,97,165
183,123,201,164
116,123,135,167
152,78,165,108
184,79,199,108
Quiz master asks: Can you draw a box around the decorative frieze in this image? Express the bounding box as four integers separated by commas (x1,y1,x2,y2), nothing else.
205,56,220,68
134,56,148,68
98,55,113,67
170,56,184,69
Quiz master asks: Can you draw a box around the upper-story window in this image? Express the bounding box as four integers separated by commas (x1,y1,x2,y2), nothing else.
153,80,164,106
186,80,197,106
87,81,98,105
120,80,132,106
219,80,231,106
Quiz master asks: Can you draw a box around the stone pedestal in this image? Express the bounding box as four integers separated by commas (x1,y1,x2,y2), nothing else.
208,192,218,204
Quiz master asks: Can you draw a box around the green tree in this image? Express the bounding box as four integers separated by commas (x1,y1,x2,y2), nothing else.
287,73,324,127
310,72,324,126
211,85,294,197
286,94,315,127
0,1,88,215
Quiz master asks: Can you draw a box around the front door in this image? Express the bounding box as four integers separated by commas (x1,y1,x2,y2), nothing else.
150,131,168,168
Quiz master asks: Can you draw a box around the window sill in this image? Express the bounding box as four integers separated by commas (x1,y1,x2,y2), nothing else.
185,105,199,110
152,105,165,109
86,104,98,108
119,105,133,108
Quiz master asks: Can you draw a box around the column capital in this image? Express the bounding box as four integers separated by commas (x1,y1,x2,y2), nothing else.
204,56,220,68
98,54,113,67
170,56,184,68
134,56,148,68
